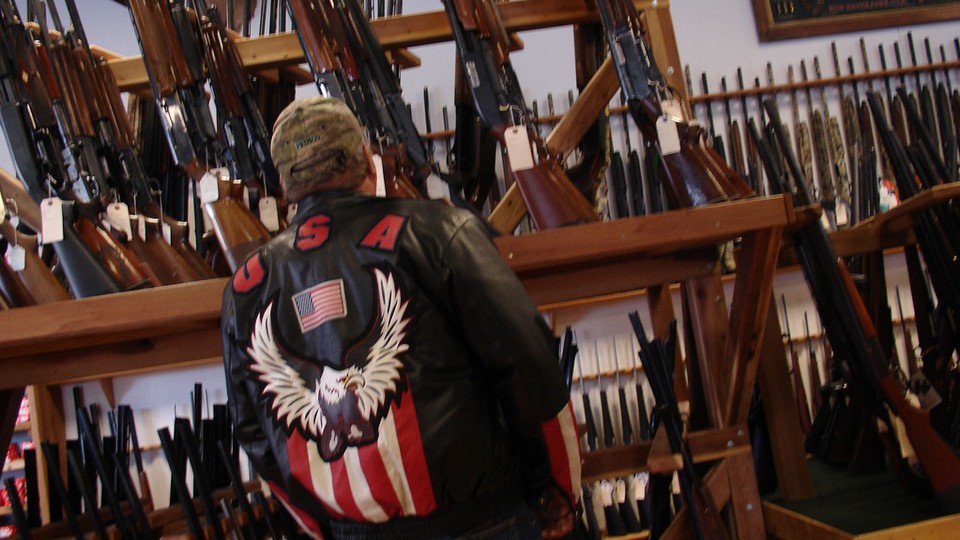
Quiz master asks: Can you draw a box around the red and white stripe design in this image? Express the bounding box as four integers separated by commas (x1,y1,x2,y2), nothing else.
541,401,582,503
286,386,436,522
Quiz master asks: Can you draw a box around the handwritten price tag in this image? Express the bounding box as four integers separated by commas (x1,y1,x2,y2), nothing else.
657,116,681,156
504,126,535,172
40,198,63,243
259,197,281,232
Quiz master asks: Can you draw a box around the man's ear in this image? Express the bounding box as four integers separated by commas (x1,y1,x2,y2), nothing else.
358,146,379,195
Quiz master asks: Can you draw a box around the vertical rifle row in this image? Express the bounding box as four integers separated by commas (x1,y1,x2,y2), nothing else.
2,383,301,539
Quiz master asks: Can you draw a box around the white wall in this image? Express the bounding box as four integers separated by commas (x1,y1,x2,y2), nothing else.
5,0,955,511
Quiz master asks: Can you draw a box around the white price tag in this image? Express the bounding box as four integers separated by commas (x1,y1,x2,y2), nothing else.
634,472,649,501
5,243,25,272
40,198,64,244
425,173,450,200
161,222,172,244
504,126,535,172
286,202,298,222
199,171,220,203
671,472,681,495
661,99,684,121
135,216,146,241
657,116,681,156
372,154,386,197
836,201,850,228
599,480,615,507
106,202,133,240
259,197,281,232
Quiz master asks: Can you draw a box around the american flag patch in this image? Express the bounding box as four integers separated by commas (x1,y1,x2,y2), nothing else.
292,279,347,333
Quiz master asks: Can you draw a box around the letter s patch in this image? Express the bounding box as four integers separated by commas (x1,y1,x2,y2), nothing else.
233,253,266,293
296,215,331,251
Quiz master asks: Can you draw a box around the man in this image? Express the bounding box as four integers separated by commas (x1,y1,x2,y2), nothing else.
221,96,581,539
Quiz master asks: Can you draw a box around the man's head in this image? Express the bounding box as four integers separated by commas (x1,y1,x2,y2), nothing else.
270,97,369,202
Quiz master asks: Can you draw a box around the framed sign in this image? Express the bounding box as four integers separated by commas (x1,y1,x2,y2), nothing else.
752,0,960,41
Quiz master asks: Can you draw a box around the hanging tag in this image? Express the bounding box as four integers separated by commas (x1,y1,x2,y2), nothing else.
9,214,19,229
504,126,536,172
671,472,681,495
614,479,627,504
598,480,615,507
6,243,25,272
199,171,220,203
634,472,649,501
426,173,450,200
40,198,64,243
657,116,681,156
136,215,147,241
259,196,281,232
286,202,299,222
161,222,172,244
106,202,133,240
660,99,684,121
372,154,386,197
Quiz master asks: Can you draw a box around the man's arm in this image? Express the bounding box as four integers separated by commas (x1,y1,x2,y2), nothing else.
438,212,582,525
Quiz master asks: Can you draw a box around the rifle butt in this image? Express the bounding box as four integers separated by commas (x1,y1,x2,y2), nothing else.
513,160,599,230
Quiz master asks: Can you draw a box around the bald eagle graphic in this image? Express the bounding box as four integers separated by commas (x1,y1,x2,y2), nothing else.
246,268,410,461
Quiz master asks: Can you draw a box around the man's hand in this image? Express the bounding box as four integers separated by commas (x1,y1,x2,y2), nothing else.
535,488,575,539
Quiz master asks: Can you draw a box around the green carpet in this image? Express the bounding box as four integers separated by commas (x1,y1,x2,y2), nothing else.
764,458,950,534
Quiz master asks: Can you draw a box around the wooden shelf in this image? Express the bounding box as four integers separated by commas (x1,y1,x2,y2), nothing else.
0,195,793,390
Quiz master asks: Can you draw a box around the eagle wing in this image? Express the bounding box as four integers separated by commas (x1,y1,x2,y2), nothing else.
356,268,410,420
247,303,326,438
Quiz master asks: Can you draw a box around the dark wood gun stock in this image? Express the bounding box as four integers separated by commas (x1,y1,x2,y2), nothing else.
0,225,71,305
202,173,270,272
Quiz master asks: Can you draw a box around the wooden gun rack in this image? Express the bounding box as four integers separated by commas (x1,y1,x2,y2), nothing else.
4,0,958,536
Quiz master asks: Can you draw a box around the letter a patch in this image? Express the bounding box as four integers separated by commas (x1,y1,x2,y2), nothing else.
292,279,347,333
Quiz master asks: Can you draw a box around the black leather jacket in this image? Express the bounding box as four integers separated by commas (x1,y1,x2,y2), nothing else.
221,190,580,537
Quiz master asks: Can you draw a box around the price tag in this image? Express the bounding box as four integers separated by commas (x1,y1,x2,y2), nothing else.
598,480,614,506
909,372,943,410
634,472,649,501
657,116,681,156
372,154,386,197
161,222,172,244
40,198,64,243
5,243,25,272
106,202,133,240
199,171,220,203
136,216,146,241
504,126,535,172
425,172,450,201
286,202,299,222
836,201,850,228
259,196,281,232
671,472,681,495
660,99,684,121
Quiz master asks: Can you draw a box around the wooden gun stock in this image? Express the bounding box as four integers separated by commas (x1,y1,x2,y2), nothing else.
128,0,181,96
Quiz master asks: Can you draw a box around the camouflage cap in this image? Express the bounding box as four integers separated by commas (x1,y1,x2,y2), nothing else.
270,96,366,201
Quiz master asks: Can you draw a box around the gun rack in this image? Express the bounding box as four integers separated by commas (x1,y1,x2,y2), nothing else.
5,0,956,537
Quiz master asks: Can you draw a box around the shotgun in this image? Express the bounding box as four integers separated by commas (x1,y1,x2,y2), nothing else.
127,0,269,272
787,64,815,198
700,72,725,162
442,0,599,229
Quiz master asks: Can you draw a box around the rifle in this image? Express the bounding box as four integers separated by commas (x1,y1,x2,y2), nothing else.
737,68,760,193
442,0,599,229
39,442,85,540
621,98,646,217
765,95,960,509
700,73,725,162
787,64,815,198
4,477,33,540
158,426,207,540
801,59,839,230
832,42,861,223
721,76,747,182
629,315,730,540
781,295,811,434
186,0,285,229
127,0,270,273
